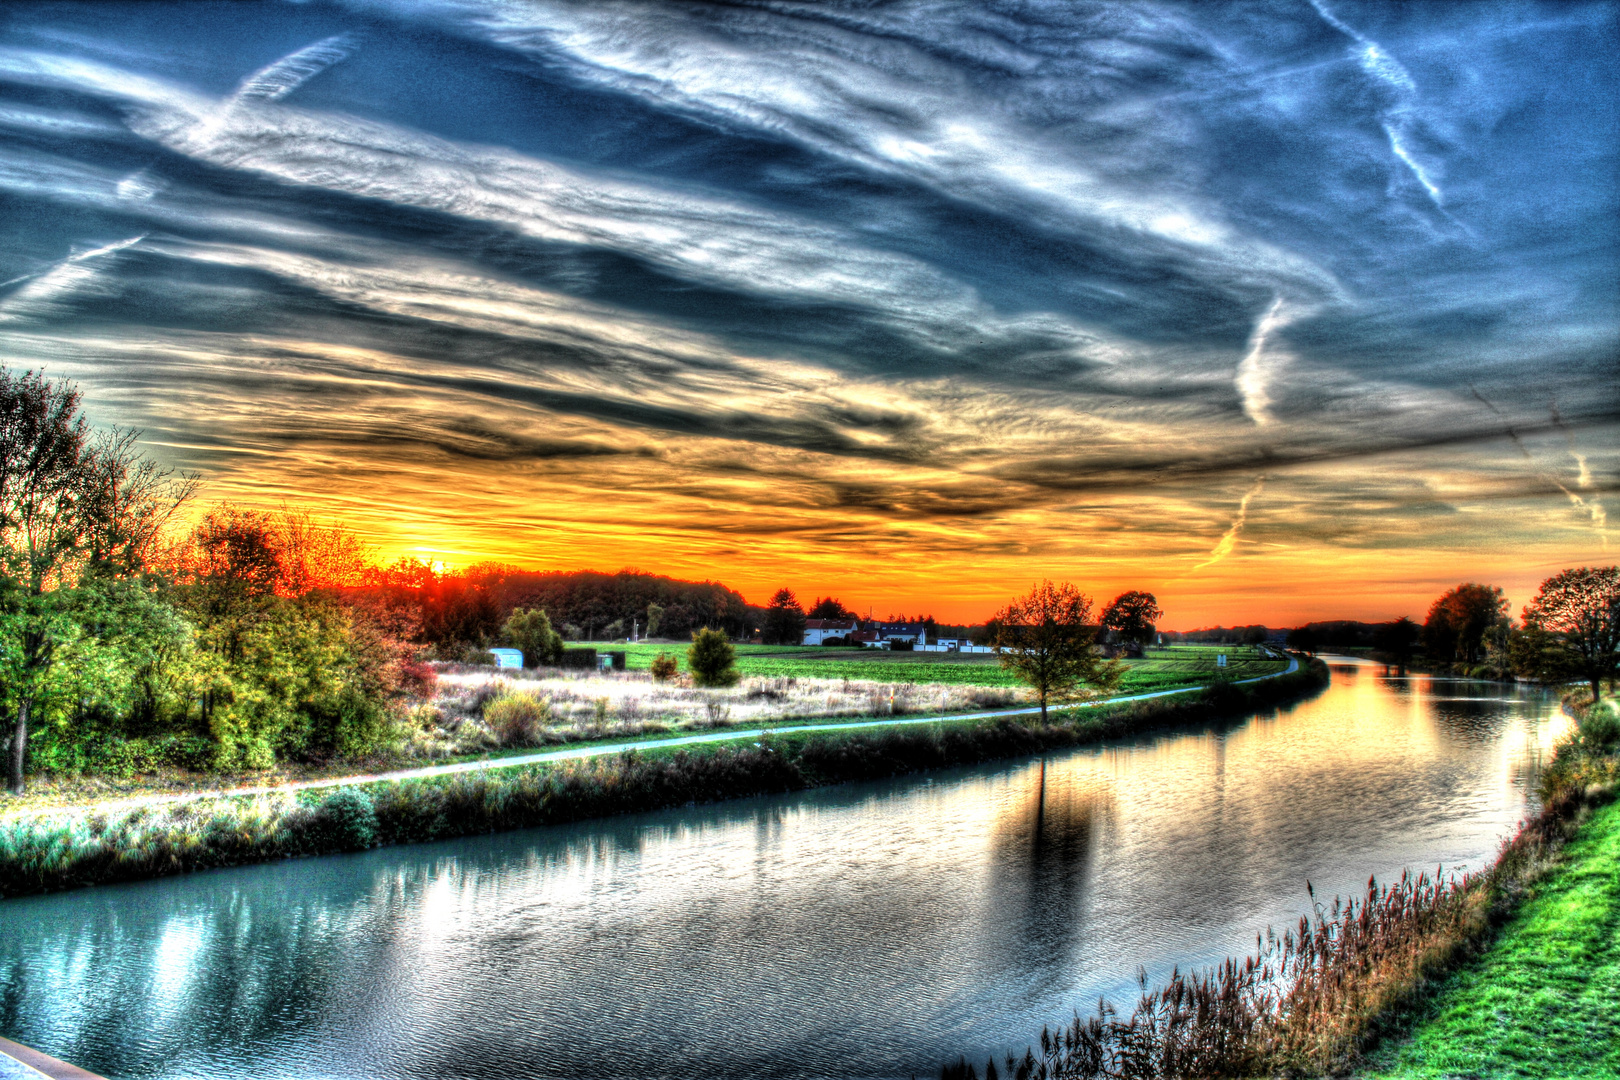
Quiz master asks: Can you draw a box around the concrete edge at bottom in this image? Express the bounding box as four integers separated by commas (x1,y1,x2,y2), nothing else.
0,1038,106,1080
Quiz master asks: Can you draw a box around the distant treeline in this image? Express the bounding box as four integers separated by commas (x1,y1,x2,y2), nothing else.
354,565,756,658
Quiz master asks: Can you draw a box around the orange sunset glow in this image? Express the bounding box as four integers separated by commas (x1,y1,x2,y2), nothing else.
5,0,1615,628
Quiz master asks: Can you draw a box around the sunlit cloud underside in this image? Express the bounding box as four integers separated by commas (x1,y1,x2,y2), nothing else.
0,0,1614,623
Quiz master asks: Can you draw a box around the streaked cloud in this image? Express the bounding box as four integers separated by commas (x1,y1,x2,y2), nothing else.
0,0,1613,623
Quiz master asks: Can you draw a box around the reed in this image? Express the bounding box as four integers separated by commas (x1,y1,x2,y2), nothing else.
940,734,1616,1080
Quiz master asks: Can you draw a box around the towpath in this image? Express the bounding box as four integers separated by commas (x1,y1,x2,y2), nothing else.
41,653,1298,816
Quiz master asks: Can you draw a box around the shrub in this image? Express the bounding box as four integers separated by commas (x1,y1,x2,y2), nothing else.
313,787,377,850
1578,707,1620,753
503,607,565,665
397,659,438,699
484,693,552,746
688,628,738,687
650,652,679,681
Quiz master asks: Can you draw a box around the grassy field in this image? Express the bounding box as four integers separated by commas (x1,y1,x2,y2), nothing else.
588,641,1284,690
1365,797,1620,1079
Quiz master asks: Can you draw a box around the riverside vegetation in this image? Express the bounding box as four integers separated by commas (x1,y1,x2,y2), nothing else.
938,698,1620,1080
0,658,1326,896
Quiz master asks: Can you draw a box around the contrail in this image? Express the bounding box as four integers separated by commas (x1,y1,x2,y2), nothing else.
0,234,146,321
1237,296,1289,426
1196,477,1266,570
229,34,355,104
1308,0,1443,209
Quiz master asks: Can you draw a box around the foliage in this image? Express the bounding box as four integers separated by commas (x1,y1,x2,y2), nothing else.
484,692,552,746
313,786,378,851
1373,617,1421,669
807,596,854,619
362,565,755,654
1423,583,1510,666
1517,565,1620,704
990,581,1124,720
649,652,679,681
0,660,1329,897
688,628,738,687
762,587,807,645
1100,591,1162,646
0,368,195,793
502,606,565,665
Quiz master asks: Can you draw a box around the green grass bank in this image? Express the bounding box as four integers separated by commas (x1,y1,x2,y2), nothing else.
1363,702,1620,1080
0,659,1326,898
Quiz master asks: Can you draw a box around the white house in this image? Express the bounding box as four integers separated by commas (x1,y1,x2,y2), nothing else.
802,618,859,646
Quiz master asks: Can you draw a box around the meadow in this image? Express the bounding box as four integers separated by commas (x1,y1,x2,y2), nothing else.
591,642,1283,690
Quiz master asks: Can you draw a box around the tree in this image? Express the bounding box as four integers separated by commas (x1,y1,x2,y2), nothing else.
688,628,737,687
1373,616,1420,671
649,652,679,681
1100,591,1162,648
0,369,192,793
502,607,564,666
1286,626,1318,655
762,587,807,645
807,596,854,619
1520,566,1620,705
989,581,1123,721
645,603,664,638
1424,583,1510,666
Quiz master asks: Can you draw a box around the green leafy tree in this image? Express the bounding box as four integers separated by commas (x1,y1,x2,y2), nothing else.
990,580,1123,721
503,607,565,666
688,628,738,688
1519,566,1620,705
762,587,807,645
1100,590,1162,648
0,369,192,793
645,603,664,638
1423,583,1510,666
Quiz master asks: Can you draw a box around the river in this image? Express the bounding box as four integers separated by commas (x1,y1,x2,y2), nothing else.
0,659,1571,1079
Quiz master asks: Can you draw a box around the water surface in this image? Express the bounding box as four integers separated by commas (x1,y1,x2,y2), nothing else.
0,661,1570,1079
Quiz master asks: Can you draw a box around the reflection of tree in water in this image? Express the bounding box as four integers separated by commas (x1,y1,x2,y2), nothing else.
985,759,1115,984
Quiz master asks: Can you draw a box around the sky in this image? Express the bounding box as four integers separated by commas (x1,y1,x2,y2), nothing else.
0,0,1614,627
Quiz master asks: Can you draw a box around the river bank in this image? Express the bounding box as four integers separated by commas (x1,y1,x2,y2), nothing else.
0,658,1326,898
1361,696,1620,1079
939,697,1616,1080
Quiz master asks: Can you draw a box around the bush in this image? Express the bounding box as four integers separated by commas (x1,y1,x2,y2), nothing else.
1578,707,1620,753
650,653,679,681
484,693,552,746
313,787,377,851
688,628,738,687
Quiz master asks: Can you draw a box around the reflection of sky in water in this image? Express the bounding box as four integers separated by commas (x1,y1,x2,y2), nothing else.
0,664,1571,1079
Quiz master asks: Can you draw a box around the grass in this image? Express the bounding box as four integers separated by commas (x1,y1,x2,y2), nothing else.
0,659,1328,897
940,730,1619,1080
593,642,1283,690
1363,785,1620,1078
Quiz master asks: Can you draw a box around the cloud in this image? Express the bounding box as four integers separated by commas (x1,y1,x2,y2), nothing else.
1195,478,1265,570
0,1,1613,619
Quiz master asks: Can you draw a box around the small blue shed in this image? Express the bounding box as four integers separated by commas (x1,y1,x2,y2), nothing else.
489,648,524,669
